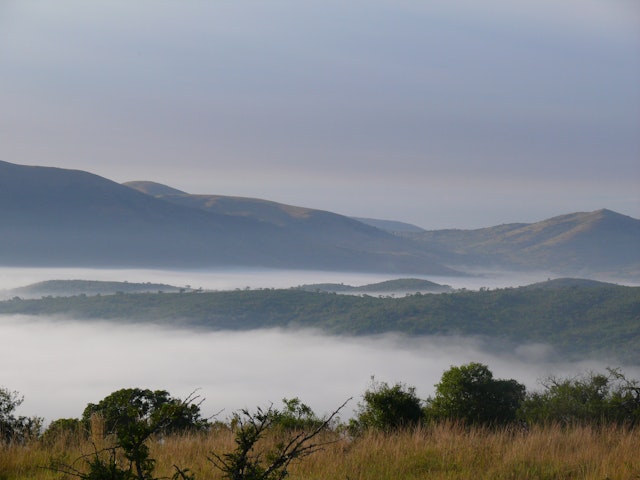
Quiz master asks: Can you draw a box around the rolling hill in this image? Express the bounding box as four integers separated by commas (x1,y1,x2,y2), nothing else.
0,160,454,273
1,160,637,278
404,209,640,279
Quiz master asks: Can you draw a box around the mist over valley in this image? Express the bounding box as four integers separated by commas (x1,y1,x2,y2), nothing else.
0,162,638,429
4,315,637,425
1,266,638,426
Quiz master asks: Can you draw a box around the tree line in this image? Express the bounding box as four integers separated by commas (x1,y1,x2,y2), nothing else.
1,284,638,360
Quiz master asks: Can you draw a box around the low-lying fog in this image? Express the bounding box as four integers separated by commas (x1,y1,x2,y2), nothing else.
3,316,638,424
1,267,637,424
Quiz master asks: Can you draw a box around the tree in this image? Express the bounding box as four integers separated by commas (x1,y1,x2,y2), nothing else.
82,388,208,436
425,363,525,426
350,379,423,432
520,368,640,426
42,418,86,446
0,386,42,444
270,398,324,432
51,388,207,480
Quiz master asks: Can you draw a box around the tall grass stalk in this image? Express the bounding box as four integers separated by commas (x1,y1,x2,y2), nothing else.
1,423,638,480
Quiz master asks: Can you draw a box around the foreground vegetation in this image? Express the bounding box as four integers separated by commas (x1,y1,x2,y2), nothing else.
2,423,639,480
2,363,640,479
1,281,638,360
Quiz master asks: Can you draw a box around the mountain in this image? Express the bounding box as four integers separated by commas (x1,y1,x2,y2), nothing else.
122,180,451,268
1,160,636,278
0,160,454,273
350,217,425,233
405,209,640,279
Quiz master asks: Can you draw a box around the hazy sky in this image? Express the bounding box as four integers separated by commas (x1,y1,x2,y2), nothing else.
1,0,638,228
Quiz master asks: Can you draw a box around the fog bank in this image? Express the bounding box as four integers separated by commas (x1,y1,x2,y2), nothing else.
2,316,636,424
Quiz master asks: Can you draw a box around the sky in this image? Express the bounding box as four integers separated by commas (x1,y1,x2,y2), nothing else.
0,0,638,229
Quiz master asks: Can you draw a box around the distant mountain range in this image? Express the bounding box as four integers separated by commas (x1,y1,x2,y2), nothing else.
1,160,638,279
404,209,640,279
0,161,452,274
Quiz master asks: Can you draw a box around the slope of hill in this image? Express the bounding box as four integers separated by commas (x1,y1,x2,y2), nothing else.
0,282,636,361
123,181,412,248
350,217,426,233
1,160,636,278
0,160,454,273
406,209,640,278
297,278,453,294
6,280,185,298
520,278,621,290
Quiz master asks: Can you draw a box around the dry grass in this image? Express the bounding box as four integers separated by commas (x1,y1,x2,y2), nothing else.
1,423,639,480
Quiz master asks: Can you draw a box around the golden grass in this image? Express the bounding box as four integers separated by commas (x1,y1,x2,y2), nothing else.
1,423,639,480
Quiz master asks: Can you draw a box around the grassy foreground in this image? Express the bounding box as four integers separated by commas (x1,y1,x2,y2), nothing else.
2,423,640,480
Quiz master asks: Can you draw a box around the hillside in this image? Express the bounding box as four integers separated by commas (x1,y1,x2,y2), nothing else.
296,278,453,294
0,282,637,361
0,160,455,274
1,160,636,278
6,279,186,298
350,217,426,233
406,209,640,279
123,181,421,249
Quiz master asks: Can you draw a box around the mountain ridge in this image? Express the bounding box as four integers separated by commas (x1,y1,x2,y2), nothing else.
0,160,637,278
0,160,454,274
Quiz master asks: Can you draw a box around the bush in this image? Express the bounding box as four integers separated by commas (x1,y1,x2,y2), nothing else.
425,362,525,426
520,368,640,426
210,399,348,480
0,386,43,444
350,379,423,432
42,418,86,446
81,388,209,436
270,398,324,431
51,388,207,480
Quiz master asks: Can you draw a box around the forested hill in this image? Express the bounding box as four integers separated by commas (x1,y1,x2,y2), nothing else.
1,284,638,362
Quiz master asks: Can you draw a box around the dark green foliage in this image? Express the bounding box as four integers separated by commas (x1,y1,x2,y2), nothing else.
82,388,208,436
425,363,526,426
51,389,206,480
210,400,348,480
270,398,324,432
42,418,86,445
1,283,638,360
350,379,423,432
0,386,42,444
520,368,640,426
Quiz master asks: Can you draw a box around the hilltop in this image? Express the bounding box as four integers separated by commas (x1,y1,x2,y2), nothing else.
5,279,186,299
296,278,453,294
404,209,640,279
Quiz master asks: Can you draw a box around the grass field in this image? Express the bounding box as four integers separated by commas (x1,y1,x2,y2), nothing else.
2,422,639,480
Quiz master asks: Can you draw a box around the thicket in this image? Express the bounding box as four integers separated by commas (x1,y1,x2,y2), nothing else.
2,364,640,479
